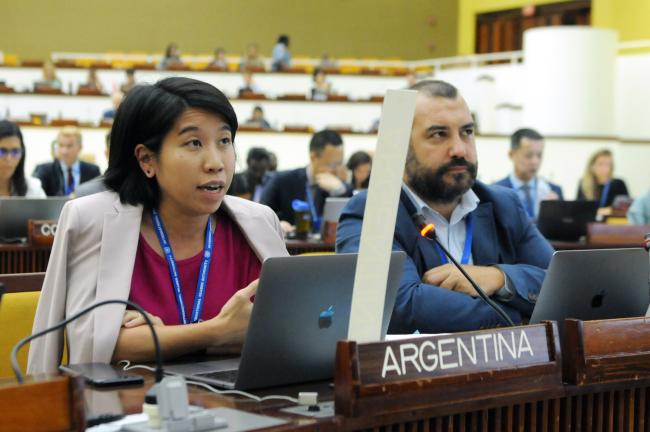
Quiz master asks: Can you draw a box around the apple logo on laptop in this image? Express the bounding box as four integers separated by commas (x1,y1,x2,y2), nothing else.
591,290,606,308
318,305,334,328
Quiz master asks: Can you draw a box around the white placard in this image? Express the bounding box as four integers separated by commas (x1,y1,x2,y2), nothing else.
348,89,417,342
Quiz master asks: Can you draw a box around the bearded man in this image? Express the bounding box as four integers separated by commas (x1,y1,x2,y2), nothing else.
336,80,553,333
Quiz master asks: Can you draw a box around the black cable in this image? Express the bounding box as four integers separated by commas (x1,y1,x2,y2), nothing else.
420,222,516,327
11,299,164,384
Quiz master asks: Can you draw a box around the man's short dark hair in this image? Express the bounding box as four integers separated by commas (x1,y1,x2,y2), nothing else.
277,35,290,46
246,147,270,164
309,129,343,156
104,77,238,209
409,80,458,99
511,128,544,150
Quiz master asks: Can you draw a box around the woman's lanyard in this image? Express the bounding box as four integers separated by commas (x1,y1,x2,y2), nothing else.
305,183,321,231
433,213,474,265
599,181,611,208
151,209,214,325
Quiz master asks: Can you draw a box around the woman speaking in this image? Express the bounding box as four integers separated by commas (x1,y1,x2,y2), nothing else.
28,77,288,373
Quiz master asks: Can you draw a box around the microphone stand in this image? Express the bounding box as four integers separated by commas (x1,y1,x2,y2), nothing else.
419,221,516,327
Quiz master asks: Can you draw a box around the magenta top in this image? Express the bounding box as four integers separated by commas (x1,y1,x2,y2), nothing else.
129,211,261,325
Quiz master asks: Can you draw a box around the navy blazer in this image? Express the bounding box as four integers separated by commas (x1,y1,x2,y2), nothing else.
336,181,554,334
260,167,352,225
33,160,101,197
494,176,564,200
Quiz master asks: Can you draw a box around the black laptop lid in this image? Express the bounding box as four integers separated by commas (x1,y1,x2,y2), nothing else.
537,200,599,241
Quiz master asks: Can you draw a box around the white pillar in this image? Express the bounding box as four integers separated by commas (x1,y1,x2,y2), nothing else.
523,27,617,137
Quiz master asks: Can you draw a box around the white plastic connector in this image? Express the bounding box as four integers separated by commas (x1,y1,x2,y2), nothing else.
298,392,319,406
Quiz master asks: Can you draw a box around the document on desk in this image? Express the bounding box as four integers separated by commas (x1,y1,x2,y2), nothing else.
348,89,417,343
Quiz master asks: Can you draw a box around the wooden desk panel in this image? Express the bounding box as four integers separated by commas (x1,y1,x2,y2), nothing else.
77,368,650,431
0,244,50,274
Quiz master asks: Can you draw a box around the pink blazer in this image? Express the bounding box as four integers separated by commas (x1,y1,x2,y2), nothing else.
27,191,288,374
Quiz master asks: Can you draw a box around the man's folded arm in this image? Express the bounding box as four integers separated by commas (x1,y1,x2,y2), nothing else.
336,211,522,334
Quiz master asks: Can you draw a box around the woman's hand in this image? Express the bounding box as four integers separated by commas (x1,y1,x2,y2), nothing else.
121,310,164,328
206,279,258,348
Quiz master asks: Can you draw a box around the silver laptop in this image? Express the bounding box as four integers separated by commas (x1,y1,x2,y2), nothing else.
0,197,68,240
322,197,350,223
529,248,649,329
164,251,406,390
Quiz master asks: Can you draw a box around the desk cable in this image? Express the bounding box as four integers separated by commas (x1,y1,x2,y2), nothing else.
118,360,299,404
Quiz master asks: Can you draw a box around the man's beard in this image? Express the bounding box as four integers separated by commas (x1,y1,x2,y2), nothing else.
405,152,478,204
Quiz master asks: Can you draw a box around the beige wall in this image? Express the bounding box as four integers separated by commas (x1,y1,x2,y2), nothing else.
1,0,458,61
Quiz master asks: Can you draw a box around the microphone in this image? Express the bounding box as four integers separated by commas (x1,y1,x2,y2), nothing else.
413,213,516,327
11,299,164,384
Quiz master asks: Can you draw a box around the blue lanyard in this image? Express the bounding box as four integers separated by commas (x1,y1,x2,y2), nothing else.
305,184,321,231
151,209,214,325
599,181,611,208
433,213,474,265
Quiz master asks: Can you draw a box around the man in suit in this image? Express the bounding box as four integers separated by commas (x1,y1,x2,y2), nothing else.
33,126,101,196
261,129,352,234
336,80,553,334
494,128,563,220
228,147,272,202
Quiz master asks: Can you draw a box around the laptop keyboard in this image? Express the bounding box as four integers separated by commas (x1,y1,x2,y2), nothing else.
195,369,239,384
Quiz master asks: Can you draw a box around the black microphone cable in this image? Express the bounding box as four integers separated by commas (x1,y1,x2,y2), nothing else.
11,299,164,384
415,215,515,326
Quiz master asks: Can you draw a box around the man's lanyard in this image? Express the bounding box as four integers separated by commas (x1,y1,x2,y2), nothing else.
305,183,321,231
433,213,474,265
151,209,214,325
599,181,611,208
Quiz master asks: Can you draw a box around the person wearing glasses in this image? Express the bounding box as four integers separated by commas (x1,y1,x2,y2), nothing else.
261,129,352,234
0,120,46,197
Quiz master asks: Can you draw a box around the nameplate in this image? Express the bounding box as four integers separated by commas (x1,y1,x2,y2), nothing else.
564,317,650,385
358,326,550,385
335,323,562,417
27,219,58,246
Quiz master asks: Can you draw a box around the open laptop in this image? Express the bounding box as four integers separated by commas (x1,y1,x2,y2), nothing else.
322,197,350,224
164,251,406,390
536,200,599,241
529,248,650,330
0,197,68,240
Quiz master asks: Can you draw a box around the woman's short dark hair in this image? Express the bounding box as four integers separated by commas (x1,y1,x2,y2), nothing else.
103,77,238,209
0,120,27,196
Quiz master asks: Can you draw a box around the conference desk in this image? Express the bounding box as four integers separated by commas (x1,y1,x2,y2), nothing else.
10,317,649,432
0,238,640,274
0,92,382,133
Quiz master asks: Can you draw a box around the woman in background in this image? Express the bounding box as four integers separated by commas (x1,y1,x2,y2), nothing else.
28,77,288,374
36,61,62,90
346,150,372,191
577,149,628,215
0,120,45,197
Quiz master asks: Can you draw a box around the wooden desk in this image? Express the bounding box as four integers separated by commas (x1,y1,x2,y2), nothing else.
550,239,643,250
285,239,335,255
80,361,650,431
0,243,50,274
0,240,334,273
